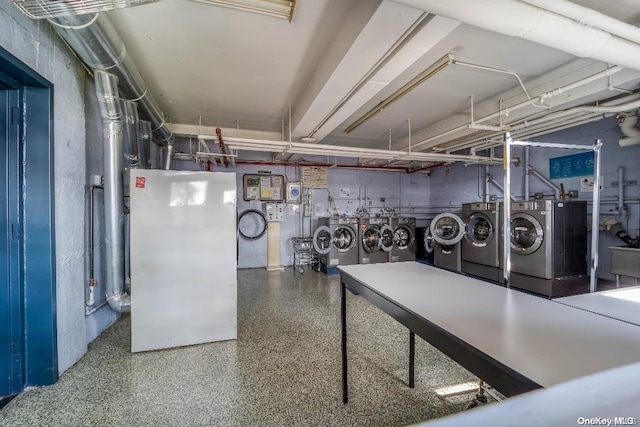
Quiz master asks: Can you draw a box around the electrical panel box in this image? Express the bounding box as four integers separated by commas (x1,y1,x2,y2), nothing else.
266,202,285,221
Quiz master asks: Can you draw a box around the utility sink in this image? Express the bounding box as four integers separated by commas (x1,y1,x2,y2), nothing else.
610,246,640,279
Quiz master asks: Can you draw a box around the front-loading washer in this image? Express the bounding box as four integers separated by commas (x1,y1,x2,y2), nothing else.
313,217,359,268
358,217,393,264
461,202,501,282
509,200,588,297
430,212,465,272
389,217,417,262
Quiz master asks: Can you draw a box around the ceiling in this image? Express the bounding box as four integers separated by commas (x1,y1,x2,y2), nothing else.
105,0,640,166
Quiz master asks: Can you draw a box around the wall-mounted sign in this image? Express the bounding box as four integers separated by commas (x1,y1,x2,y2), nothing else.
286,182,302,203
302,166,328,188
549,151,594,179
243,174,285,201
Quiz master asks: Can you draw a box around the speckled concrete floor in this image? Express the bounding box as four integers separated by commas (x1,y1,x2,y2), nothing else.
0,268,488,427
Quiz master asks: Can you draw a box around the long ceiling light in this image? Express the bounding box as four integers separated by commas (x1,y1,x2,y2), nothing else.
344,53,454,134
190,0,296,21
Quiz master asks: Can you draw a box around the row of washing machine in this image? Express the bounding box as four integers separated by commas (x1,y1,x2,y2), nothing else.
312,216,417,268
429,200,589,298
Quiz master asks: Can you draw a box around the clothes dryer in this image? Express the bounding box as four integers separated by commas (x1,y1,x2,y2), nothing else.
389,217,417,262
430,212,465,272
312,217,359,267
509,200,588,297
358,217,394,264
461,202,501,282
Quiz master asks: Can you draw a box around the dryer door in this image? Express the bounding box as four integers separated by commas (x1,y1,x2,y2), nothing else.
312,225,333,255
510,213,543,255
333,225,356,253
380,224,394,252
430,213,465,246
361,226,382,253
393,224,415,249
466,213,494,247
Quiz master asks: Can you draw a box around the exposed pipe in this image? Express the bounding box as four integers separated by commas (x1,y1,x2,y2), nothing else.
527,165,561,200
121,99,140,168
164,143,174,170
524,146,530,201
618,166,625,218
87,184,102,310
392,0,640,71
50,13,172,144
484,165,490,202
139,120,152,169
404,65,622,151
618,114,640,147
103,119,130,313
488,174,518,201
520,0,640,46
95,70,130,313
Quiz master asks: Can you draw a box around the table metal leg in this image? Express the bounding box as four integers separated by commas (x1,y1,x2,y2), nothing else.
341,280,348,404
409,330,415,388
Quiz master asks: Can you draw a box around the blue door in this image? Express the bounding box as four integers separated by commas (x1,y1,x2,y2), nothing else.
1,85,22,397
1,45,57,396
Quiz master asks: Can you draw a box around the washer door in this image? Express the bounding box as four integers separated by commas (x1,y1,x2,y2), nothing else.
510,213,544,255
393,224,415,249
430,213,465,246
380,224,394,252
333,225,356,253
312,225,333,255
466,213,494,248
361,226,382,253
424,228,435,254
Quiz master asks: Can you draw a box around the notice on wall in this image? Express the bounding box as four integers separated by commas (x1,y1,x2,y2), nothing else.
314,204,325,217
302,166,328,188
339,188,350,198
243,174,285,201
580,176,604,192
549,151,594,179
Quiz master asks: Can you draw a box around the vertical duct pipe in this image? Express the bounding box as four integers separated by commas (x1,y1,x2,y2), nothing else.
121,99,141,168
139,120,152,169
164,143,174,170
484,165,490,202
95,70,131,313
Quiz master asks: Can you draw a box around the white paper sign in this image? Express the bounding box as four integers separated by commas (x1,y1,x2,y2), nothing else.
339,188,350,198
580,176,604,192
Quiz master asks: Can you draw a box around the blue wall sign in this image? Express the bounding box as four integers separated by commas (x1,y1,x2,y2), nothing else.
549,151,594,179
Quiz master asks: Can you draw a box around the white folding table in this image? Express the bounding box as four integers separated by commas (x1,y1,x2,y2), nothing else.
555,286,640,327
339,262,640,403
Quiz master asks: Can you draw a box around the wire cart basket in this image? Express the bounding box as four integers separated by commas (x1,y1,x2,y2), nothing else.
291,237,317,273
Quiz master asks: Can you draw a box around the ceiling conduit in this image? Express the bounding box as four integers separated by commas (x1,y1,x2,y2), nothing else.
49,13,173,146
391,0,640,72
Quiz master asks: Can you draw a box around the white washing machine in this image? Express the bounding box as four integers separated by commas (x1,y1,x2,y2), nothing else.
461,202,501,282
389,217,417,262
430,212,465,272
358,217,394,264
313,217,359,267
509,200,588,297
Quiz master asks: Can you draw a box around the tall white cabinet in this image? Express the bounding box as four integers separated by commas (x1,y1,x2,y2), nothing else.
130,170,237,352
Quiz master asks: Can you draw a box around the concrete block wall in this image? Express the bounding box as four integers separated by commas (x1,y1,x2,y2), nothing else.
427,116,640,281
0,1,109,374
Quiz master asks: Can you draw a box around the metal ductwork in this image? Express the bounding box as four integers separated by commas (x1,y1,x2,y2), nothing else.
95,70,131,313
50,13,173,145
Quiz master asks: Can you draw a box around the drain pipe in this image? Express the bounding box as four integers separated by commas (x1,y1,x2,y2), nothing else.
95,70,130,313
164,143,175,170
524,146,530,201
618,167,626,218
484,165,490,202
618,114,640,147
488,173,517,201
527,165,561,200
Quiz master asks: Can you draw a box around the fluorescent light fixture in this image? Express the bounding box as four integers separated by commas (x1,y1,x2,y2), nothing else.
344,53,454,134
191,0,296,21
